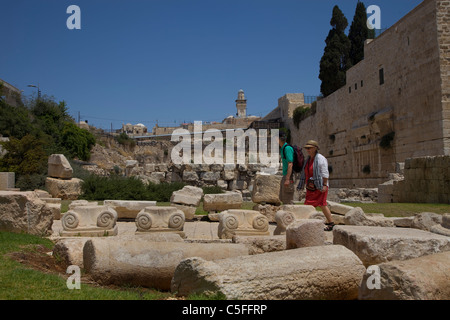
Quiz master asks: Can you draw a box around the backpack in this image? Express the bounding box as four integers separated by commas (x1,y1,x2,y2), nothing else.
282,144,305,173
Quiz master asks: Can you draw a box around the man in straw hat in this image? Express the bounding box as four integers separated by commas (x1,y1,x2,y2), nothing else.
298,140,335,231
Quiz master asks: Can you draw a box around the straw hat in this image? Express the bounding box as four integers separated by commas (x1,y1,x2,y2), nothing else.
304,140,320,150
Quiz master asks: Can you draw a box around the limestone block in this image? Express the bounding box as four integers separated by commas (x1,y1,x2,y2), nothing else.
333,226,450,266
327,201,355,215
0,172,15,190
149,172,166,184
83,239,249,290
182,171,199,182
170,186,203,207
251,174,282,205
344,207,395,227
210,164,224,172
389,216,414,228
280,204,317,218
273,207,315,235
104,200,156,220
252,204,280,223
217,180,228,190
60,205,118,237
430,213,450,236
411,212,443,231
286,220,326,249
200,171,221,182
232,235,286,255
359,251,450,300
68,199,98,210
34,189,51,198
170,204,196,220
0,191,53,235
48,154,73,179
171,245,366,300
45,177,82,200
223,170,236,181
135,206,185,237
53,233,184,267
203,192,243,212
40,197,62,220
218,210,269,239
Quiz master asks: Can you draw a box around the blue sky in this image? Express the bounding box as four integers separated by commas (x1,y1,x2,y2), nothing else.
1,0,423,130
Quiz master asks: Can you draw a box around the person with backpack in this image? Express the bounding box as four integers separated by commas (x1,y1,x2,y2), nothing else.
297,140,335,232
277,132,297,205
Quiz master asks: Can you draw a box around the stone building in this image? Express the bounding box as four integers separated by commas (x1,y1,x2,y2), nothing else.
0,79,22,107
274,0,449,189
150,89,261,137
122,123,148,136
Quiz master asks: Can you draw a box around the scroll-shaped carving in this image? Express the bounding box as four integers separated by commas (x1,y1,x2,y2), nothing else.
60,205,118,237
218,210,270,239
168,212,185,230
135,206,185,237
62,211,79,230
97,210,116,229
136,211,152,231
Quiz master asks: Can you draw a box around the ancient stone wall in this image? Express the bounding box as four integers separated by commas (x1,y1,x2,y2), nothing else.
288,0,448,189
393,156,450,204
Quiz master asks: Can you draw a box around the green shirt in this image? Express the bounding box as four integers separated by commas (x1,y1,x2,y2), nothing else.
280,143,294,176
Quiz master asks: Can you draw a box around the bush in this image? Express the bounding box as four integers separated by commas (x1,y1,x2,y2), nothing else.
202,186,224,195
80,175,186,202
116,132,136,149
293,105,312,128
61,122,96,161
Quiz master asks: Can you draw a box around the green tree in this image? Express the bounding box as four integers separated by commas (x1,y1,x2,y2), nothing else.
61,122,96,161
319,5,352,97
0,135,47,175
348,1,376,66
0,100,33,139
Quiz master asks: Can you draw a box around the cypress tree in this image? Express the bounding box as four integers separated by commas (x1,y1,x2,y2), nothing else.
348,1,376,66
319,5,352,97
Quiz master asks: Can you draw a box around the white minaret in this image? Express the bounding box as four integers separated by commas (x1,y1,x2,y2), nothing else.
236,89,247,118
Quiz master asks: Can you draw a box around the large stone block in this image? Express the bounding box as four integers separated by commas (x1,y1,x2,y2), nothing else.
171,245,366,300
218,210,269,239
83,239,249,290
327,201,355,215
286,220,325,249
135,206,185,237
203,192,243,212
0,191,53,235
273,205,316,235
251,174,282,205
170,185,203,207
104,200,156,220
359,251,450,300
232,235,286,255
0,172,15,190
60,205,118,237
333,225,450,266
45,177,82,200
40,197,62,220
430,213,450,237
48,154,73,179
344,207,395,227
53,233,184,267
